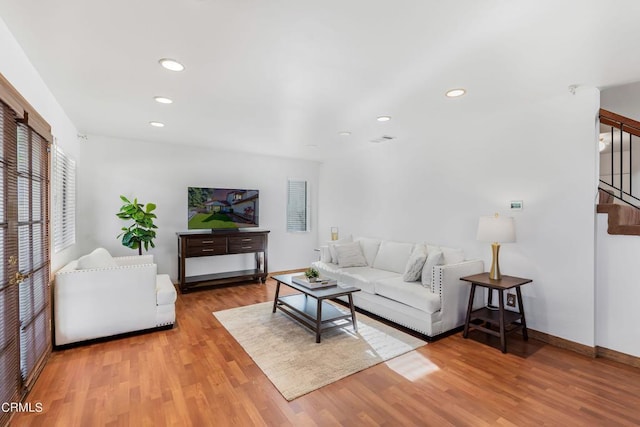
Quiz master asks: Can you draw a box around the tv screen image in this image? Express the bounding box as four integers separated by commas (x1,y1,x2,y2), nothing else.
188,187,259,230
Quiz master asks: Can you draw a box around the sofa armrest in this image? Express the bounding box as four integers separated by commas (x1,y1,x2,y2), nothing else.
115,255,154,266
433,259,484,333
318,246,331,263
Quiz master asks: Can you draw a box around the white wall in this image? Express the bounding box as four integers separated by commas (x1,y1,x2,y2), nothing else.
319,88,600,347
595,214,640,357
0,16,81,271
77,135,320,280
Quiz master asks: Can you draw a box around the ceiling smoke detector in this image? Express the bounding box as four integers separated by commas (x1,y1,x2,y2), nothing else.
370,135,396,144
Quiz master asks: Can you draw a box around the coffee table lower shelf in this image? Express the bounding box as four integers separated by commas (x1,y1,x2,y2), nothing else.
275,294,355,343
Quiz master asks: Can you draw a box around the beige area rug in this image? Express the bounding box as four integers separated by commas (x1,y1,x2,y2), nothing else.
213,301,426,401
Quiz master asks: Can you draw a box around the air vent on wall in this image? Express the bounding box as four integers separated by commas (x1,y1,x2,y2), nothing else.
370,135,396,144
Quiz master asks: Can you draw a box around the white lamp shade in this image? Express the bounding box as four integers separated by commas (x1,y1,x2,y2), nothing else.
477,215,516,243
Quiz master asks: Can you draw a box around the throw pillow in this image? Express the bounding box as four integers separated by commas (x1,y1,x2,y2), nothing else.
335,242,368,268
403,244,428,281
421,249,444,287
77,248,118,270
328,235,353,264
355,237,382,266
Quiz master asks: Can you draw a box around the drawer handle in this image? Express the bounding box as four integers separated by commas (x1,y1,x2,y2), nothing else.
202,249,214,252
242,238,252,242
202,240,214,243
242,246,252,249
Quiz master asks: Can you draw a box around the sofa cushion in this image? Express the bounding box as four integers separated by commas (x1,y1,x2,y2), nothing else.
312,261,345,283
373,241,414,274
76,248,118,270
339,267,397,294
335,242,367,268
403,244,428,281
328,236,353,264
421,248,444,287
441,246,465,265
355,237,382,266
375,276,441,314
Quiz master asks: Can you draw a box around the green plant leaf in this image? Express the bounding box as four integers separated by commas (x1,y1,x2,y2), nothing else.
116,195,158,254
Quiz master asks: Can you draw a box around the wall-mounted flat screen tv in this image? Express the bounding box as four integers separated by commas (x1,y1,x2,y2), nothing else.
188,187,259,230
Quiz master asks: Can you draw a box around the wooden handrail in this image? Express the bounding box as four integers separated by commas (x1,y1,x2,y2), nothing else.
600,108,640,138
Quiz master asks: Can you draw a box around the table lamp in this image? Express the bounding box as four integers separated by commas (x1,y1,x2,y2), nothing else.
477,213,516,280
330,227,339,241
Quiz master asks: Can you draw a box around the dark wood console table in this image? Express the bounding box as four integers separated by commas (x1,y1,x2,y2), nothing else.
177,229,269,292
461,273,532,353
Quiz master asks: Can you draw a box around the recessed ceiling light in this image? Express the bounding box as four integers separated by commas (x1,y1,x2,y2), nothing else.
154,96,173,104
445,88,466,98
158,58,185,72
339,131,351,136
377,116,391,122
149,121,165,128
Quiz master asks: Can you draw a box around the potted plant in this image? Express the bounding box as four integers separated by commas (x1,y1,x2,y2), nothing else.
116,195,158,255
305,267,320,282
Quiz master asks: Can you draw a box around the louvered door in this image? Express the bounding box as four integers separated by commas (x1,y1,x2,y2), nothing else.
16,122,50,388
0,101,21,427
0,101,50,426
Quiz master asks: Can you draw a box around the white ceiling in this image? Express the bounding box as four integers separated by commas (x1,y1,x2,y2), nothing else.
1,0,640,160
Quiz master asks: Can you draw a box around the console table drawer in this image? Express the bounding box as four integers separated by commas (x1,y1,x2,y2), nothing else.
186,237,227,257
228,235,265,252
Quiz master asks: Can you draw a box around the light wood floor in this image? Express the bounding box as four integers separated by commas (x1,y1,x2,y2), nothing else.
11,279,640,426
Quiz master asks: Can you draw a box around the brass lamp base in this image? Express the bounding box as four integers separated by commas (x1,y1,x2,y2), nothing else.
489,242,502,280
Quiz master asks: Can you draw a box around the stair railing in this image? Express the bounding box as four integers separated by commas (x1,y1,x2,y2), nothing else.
599,109,640,209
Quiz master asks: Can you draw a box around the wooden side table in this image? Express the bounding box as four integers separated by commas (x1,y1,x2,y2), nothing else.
460,273,532,353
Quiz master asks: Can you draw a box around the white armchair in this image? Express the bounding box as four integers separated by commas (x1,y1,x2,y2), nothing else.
54,249,176,346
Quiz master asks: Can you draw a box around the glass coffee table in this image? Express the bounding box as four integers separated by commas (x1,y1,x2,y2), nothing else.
271,274,361,343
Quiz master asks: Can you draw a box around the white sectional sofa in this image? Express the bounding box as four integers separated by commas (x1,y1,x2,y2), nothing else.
312,237,484,338
54,248,177,346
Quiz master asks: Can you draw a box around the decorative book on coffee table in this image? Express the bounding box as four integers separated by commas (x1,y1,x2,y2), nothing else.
291,274,337,290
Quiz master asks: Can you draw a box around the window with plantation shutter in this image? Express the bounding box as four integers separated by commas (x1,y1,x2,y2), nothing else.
287,180,309,232
53,145,76,252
